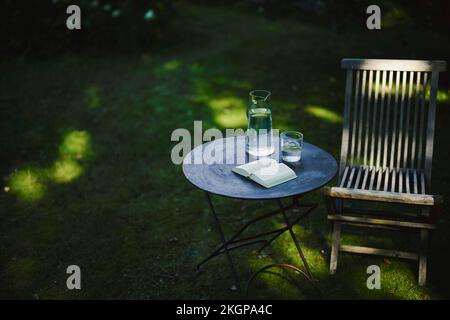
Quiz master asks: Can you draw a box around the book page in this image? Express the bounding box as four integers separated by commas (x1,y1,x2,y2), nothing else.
232,158,277,178
251,163,296,188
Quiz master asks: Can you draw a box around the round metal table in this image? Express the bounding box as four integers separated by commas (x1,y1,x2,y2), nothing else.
183,135,337,294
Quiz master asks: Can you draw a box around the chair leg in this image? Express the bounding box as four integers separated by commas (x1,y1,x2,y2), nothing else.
418,229,429,286
330,221,342,274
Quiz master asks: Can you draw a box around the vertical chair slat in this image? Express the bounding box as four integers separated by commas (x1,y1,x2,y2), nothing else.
403,72,415,168
417,73,428,169
346,167,356,188
339,70,354,181
391,168,397,192
411,72,421,168
417,73,429,170
354,166,363,189
363,70,374,167
390,71,401,170
356,71,367,165
369,70,380,167
369,168,377,190
365,167,375,190
424,71,440,189
349,71,361,166
384,168,393,191
391,73,400,193
406,169,411,193
339,167,349,188
376,168,385,191
413,171,418,194
380,70,390,169
361,167,370,189
375,71,386,168
399,169,404,193
396,71,408,170
383,168,390,191
375,167,382,190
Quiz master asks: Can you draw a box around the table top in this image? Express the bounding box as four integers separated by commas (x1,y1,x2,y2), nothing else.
182,136,337,200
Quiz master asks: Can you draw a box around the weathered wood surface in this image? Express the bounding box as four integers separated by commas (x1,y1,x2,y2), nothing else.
341,59,446,72
328,214,436,230
339,245,418,260
324,186,442,206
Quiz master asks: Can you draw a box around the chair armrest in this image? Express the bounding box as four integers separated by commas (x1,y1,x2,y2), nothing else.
323,186,443,206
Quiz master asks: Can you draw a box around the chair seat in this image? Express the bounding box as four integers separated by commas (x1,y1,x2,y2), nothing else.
339,166,427,194
325,166,443,206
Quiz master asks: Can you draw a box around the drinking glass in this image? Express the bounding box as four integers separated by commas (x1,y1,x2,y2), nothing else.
280,131,303,162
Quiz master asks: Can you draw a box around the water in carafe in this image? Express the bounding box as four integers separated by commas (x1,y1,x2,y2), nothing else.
246,90,274,157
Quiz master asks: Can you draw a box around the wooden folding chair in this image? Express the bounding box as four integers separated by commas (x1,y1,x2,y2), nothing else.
324,58,446,286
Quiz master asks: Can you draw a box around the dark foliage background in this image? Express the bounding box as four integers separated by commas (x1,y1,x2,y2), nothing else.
1,0,177,57
2,0,449,58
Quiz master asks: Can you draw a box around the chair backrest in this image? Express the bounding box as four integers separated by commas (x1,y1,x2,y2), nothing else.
339,58,446,190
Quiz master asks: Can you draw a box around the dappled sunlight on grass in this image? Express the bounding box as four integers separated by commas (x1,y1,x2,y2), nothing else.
378,263,429,299
192,75,302,130
214,110,247,128
244,217,329,298
250,213,430,299
208,96,245,110
59,130,91,160
52,130,91,184
163,60,181,71
8,169,46,202
334,255,430,300
305,105,342,123
51,159,83,183
437,89,449,103
187,62,255,130
331,231,430,299
272,222,329,277
208,97,247,128
245,252,314,299
5,130,92,202
189,73,249,105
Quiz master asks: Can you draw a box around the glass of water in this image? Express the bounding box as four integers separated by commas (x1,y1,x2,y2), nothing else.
280,131,303,162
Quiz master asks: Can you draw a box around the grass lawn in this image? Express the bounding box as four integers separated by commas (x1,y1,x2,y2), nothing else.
1,3,449,299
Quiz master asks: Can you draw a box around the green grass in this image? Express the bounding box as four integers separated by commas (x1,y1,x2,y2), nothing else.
0,3,449,299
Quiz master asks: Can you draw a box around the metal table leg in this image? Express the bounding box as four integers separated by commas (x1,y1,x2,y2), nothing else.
246,199,322,297
204,192,241,291
199,192,318,294
277,198,314,280
196,202,297,271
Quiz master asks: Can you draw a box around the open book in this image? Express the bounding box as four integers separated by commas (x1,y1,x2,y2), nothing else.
232,158,297,188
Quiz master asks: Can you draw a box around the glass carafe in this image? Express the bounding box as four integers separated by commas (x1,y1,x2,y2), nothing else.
246,90,274,157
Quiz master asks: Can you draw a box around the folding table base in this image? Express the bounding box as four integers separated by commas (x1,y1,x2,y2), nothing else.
198,192,320,295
